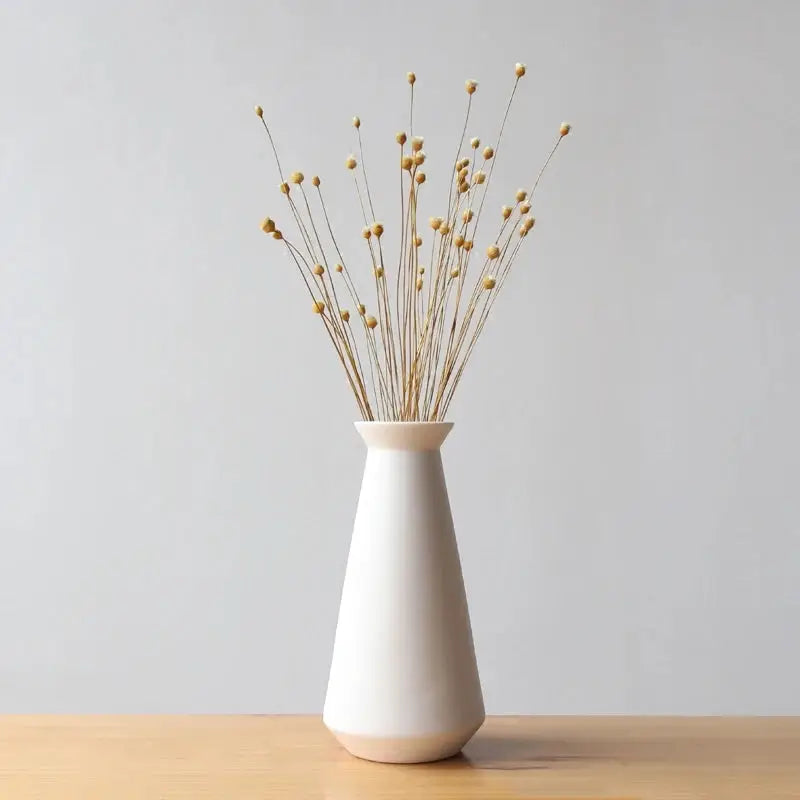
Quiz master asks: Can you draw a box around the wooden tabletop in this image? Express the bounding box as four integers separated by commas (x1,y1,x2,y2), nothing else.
0,715,798,799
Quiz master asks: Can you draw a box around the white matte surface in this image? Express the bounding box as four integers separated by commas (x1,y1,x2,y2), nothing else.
324,422,483,761
1,0,799,714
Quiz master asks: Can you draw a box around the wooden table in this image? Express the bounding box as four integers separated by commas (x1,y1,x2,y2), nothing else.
0,716,797,798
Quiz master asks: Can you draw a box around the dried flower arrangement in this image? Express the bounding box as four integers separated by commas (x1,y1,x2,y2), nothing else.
255,64,570,421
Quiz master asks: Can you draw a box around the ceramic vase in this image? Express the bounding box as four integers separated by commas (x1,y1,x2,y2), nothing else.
323,421,484,763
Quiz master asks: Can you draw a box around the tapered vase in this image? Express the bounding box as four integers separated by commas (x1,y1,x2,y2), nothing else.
323,421,485,763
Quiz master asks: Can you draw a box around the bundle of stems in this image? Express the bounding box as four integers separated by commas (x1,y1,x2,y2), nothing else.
255,63,570,421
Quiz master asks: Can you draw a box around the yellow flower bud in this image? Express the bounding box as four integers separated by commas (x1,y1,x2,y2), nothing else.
515,62,527,78
413,150,426,166
450,268,460,278
430,216,443,230
290,171,304,184
459,158,470,169
454,234,465,247
416,277,423,291
560,121,572,136
486,244,500,259
463,240,473,251
411,136,424,152
458,167,469,181
414,235,423,247
260,217,275,233
313,264,324,276
312,175,320,187
335,264,343,272
501,205,512,219
357,303,366,315
483,276,496,290
482,146,494,160
458,181,469,193
346,155,357,169
465,79,478,94
361,227,372,239
352,116,361,128
371,222,384,237
272,230,283,240
396,131,407,145
280,182,290,194
254,105,263,117
312,300,325,313
415,171,426,184
340,309,350,322
516,188,528,202
366,315,378,329
520,202,531,214
462,209,474,223
374,266,384,278
418,266,425,274
470,137,480,149
401,155,413,170
407,72,416,85
439,223,451,235
473,170,486,184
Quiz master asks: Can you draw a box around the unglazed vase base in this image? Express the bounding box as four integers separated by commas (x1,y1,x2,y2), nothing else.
329,723,482,764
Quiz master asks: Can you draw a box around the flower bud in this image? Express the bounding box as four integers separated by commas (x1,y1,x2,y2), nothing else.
411,136,424,152
401,155,413,170
352,116,361,128
312,175,320,187
450,268,460,278
345,155,357,169
462,209,474,223
371,222,384,237
366,315,378,329
290,171,304,184
482,146,494,160
313,264,325,275
358,303,366,315
473,170,486,185
465,79,478,94
374,266,384,278
416,277,423,291
515,189,528,202
260,217,275,233
415,172,426,184
407,72,416,85
340,309,350,322
520,202,531,214
486,244,500,259
560,122,571,136
470,137,480,149
483,276,496,290
414,235,423,247
254,105,263,117
280,182,290,194
335,264,343,273
312,300,325,313
430,217,443,230
272,230,283,240
362,227,372,239
515,62,526,78
396,131,407,145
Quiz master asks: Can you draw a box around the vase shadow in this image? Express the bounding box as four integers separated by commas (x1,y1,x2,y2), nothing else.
458,732,611,771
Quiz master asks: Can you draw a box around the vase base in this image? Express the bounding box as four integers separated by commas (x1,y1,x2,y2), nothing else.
327,721,483,764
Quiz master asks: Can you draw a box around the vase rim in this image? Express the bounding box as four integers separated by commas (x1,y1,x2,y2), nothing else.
354,421,454,450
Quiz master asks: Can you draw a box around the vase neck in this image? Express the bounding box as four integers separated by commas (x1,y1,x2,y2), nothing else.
354,422,454,451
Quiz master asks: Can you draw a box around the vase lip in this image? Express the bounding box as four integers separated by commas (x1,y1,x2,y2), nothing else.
354,420,454,450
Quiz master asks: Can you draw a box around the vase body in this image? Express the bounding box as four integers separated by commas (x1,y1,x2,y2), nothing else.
323,422,484,763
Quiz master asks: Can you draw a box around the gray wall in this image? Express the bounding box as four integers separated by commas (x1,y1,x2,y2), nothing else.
1,0,798,713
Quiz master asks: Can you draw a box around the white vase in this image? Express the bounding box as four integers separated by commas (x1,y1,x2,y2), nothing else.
323,421,485,763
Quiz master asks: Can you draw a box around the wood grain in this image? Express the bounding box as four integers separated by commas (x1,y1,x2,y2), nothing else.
0,715,797,799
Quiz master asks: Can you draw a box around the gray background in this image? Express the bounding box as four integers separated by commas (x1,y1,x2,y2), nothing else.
1,0,798,713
